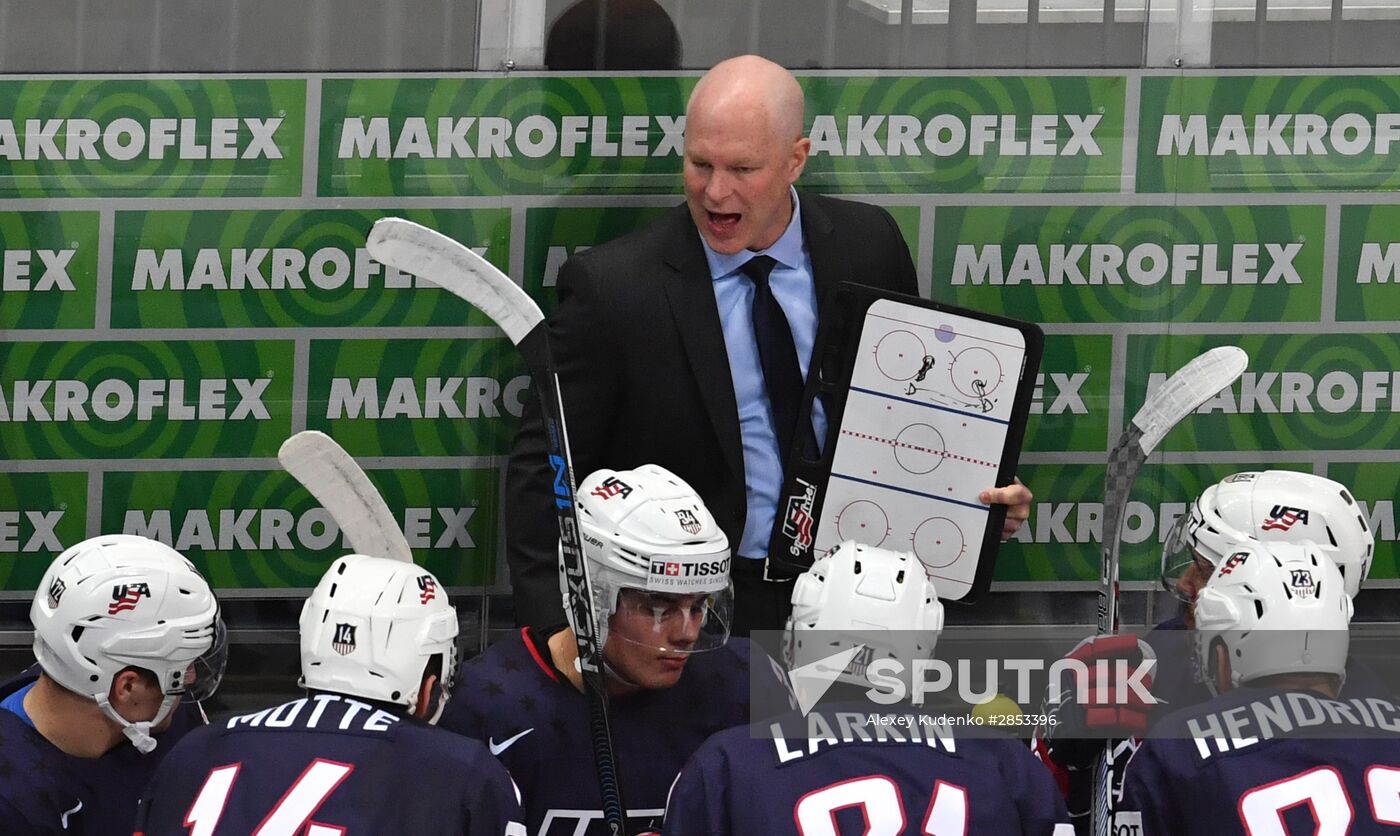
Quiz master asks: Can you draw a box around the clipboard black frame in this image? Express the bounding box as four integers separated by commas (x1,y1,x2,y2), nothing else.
765,281,1044,602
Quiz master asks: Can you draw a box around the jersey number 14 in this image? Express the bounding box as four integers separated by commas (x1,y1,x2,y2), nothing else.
184,759,353,836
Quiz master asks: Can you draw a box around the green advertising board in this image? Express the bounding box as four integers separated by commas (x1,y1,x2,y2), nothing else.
0,69,1396,597
1326,462,1400,581
104,466,498,587
304,338,527,458
320,75,1124,196
1139,74,1400,193
0,78,304,198
1021,334,1113,454
933,204,1324,323
0,339,294,461
1126,333,1400,453
109,208,510,329
0,212,100,330
1337,204,1400,322
0,472,88,590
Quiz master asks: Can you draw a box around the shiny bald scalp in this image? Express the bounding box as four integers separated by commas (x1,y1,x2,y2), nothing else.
686,54,806,143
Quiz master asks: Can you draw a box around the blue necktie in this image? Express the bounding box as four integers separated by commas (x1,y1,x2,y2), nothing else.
742,255,817,462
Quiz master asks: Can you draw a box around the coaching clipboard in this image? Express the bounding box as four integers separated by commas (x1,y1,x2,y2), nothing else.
767,283,1043,602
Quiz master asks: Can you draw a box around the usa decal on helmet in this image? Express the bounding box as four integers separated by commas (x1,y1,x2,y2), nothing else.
1218,552,1250,576
675,509,701,535
332,623,358,655
590,476,633,500
108,582,151,614
1261,505,1310,532
417,576,437,605
46,578,66,609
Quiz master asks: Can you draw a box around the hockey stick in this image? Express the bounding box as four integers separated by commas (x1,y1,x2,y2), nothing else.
278,430,414,564
365,217,629,836
1092,344,1248,836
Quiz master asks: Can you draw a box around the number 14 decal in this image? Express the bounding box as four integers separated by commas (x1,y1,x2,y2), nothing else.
185,759,354,836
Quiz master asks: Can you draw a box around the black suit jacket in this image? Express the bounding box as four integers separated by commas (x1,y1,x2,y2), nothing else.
504,192,919,628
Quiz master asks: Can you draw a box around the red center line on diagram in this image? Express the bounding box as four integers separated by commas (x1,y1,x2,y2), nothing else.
840,429,998,469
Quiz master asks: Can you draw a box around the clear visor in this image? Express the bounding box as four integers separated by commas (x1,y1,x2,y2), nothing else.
1160,511,1205,602
609,585,734,655
182,616,228,702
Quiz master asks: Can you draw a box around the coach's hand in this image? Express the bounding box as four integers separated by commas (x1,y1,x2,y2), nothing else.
981,476,1032,541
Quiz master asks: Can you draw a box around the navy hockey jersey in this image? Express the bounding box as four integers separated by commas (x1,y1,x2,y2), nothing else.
665,708,1074,835
1118,686,1400,835
1044,618,1397,834
439,627,750,836
0,666,204,836
134,693,526,836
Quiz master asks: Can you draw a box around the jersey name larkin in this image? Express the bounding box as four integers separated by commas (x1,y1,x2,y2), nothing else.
665,719,1073,836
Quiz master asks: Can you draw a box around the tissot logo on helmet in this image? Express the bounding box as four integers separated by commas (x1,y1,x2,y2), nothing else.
590,476,633,500
108,582,152,614
332,622,358,655
650,557,730,578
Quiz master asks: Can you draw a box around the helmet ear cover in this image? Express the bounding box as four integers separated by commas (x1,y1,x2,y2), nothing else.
300,554,459,713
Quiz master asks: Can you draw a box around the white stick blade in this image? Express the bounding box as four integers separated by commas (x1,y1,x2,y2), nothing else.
1131,346,1248,454
277,430,414,563
366,217,543,345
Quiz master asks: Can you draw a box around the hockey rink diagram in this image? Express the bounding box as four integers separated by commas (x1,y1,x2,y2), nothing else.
815,299,1028,599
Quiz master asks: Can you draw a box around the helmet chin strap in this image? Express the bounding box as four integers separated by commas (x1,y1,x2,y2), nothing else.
600,657,641,689
423,679,449,725
95,691,179,755
575,644,642,690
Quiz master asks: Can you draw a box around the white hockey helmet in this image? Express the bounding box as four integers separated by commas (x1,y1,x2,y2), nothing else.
300,554,459,717
30,534,226,753
1163,470,1374,599
1193,540,1352,693
785,541,944,685
564,464,733,654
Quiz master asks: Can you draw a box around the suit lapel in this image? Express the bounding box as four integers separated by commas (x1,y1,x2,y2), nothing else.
660,210,745,483
800,193,845,310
